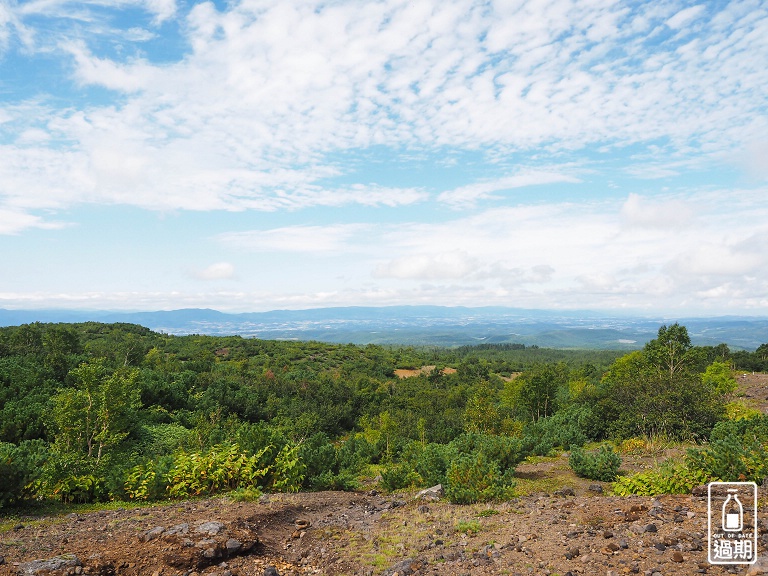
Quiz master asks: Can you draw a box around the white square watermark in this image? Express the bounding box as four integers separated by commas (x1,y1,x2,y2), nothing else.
708,481,758,565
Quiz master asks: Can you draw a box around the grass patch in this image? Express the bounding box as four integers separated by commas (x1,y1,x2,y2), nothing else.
522,454,561,465
456,519,482,535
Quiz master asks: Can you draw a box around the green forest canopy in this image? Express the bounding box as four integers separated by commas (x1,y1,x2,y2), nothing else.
1,321,766,507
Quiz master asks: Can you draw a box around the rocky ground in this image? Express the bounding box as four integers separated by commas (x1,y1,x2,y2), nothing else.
4,487,768,576
2,374,768,576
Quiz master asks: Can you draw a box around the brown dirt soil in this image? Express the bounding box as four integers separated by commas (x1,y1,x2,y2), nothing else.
393,367,457,379
735,373,768,413
4,488,767,576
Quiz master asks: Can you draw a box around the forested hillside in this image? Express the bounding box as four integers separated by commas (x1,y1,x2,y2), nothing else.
1,322,767,509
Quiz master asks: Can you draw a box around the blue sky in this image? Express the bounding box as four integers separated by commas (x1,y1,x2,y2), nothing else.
1,0,767,314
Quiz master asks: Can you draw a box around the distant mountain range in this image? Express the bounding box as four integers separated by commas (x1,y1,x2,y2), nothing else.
1,306,766,350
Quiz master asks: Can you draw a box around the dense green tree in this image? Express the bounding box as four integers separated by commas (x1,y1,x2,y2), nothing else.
592,347,724,440
644,323,694,378
508,363,569,422
701,360,738,396
49,359,141,461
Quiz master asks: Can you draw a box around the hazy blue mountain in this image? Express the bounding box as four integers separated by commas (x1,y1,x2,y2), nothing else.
0,306,766,349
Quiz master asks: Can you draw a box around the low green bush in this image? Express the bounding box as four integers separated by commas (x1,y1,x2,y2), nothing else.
380,463,421,492
0,440,48,508
414,442,457,487
682,414,768,484
569,444,621,482
445,452,516,504
449,433,527,472
612,462,711,496
524,405,593,455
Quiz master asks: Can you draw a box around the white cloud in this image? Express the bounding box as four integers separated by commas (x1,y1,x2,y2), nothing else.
742,139,768,180
374,251,479,280
193,262,236,281
0,0,765,216
1,1,768,315
620,193,695,229
666,5,706,30
217,224,368,253
0,208,63,234
438,171,581,208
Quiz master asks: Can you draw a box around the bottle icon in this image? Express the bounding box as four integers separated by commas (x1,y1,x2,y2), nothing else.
722,489,743,532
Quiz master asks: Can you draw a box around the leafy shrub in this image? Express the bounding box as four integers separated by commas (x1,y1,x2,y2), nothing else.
270,442,306,493
166,444,272,498
687,436,768,483
616,437,649,455
524,405,592,455
414,442,457,487
140,423,193,457
0,440,48,508
449,433,527,472
38,451,110,503
569,445,621,482
125,442,306,500
380,463,421,492
685,415,768,483
298,433,362,491
124,455,175,501
612,462,711,496
724,401,762,421
709,414,768,446
445,452,516,504
52,473,104,504
311,469,359,491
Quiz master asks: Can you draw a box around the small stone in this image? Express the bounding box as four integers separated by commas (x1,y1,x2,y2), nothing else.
603,530,614,539
644,524,658,533
691,485,707,496
195,538,217,548
745,556,768,575
141,526,165,542
653,542,666,551
263,566,280,576
416,484,444,500
672,551,684,562
18,555,81,575
589,484,604,493
165,523,189,536
195,521,225,536
225,539,242,553
564,546,580,560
